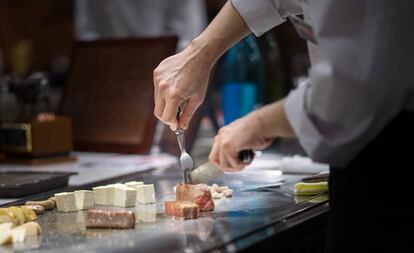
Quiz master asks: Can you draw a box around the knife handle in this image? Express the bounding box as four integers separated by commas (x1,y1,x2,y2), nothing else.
239,150,255,164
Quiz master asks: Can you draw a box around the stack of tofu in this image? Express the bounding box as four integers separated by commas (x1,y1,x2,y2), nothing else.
54,181,156,212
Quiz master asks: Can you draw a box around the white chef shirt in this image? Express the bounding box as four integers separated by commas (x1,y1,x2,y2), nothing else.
75,0,207,51
231,0,414,167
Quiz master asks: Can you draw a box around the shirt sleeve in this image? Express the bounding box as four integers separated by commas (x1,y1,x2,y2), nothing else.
230,0,303,36
284,1,413,167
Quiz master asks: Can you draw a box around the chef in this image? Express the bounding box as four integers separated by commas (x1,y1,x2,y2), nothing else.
153,0,414,252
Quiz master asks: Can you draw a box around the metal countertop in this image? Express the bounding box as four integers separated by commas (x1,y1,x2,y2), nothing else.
0,164,328,253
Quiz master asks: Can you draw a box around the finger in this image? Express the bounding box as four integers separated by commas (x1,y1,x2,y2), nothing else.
154,98,166,121
153,68,162,102
179,99,201,130
209,136,220,168
153,80,158,103
162,97,181,130
219,144,232,172
227,151,245,171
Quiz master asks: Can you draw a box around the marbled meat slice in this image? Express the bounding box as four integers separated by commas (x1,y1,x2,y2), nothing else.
165,201,199,219
86,209,135,229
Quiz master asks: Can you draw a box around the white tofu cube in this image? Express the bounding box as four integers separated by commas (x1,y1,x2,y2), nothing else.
105,186,116,205
92,186,108,205
124,181,144,188
107,183,125,188
135,184,156,204
55,192,77,212
114,186,137,207
93,186,116,205
74,190,95,210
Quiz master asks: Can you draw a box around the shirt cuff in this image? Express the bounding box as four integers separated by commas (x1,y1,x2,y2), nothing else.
231,0,285,36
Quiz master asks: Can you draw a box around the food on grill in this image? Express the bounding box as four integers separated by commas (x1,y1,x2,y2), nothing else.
55,192,78,212
74,190,95,210
93,186,116,206
0,222,42,245
86,209,135,229
25,199,55,210
114,186,137,208
208,184,233,199
20,206,37,222
175,183,214,211
165,201,200,219
135,184,156,204
124,181,144,188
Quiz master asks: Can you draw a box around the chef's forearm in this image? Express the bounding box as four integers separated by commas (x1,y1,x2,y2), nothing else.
189,1,251,65
257,99,296,139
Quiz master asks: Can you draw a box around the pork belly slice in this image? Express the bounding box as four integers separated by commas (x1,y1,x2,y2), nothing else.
165,201,200,219
175,183,215,211
86,209,135,229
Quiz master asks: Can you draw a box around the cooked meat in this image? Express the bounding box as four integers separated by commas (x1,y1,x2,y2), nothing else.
165,201,199,219
25,200,55,210
175,183,215,211
86,209,135,229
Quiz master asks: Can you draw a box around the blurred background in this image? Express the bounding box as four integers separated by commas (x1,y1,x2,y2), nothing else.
0,0,310,165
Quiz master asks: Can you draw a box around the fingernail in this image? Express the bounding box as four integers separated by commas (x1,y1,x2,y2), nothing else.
170,125,177,131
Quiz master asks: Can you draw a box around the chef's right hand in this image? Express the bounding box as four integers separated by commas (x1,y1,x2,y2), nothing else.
153,41,215,130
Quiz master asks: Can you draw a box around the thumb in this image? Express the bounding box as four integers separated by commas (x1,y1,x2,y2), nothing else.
179,99,201,130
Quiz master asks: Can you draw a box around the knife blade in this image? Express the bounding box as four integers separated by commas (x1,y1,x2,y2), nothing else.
190,150,255,184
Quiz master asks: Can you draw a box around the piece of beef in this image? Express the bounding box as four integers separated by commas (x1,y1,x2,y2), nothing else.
86,209,135,229
175,183,215,211
165,201,200,219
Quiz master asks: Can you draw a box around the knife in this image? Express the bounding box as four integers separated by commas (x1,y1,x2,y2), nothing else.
190,150,255,184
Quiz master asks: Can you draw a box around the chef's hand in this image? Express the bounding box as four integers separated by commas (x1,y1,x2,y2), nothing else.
153,42,214,130
209,99,296,172
209,112,273,172
153,1,251,130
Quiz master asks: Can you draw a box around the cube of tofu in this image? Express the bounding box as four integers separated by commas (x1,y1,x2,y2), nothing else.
93,186,116,205
135,184,156,204
92,186,108,205
55,192,77,212
107,183,125,188
74,190,95,210
124,181,144,188
114,186,137,208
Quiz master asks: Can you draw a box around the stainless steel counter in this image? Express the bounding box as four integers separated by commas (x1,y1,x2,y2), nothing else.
0,162,328,253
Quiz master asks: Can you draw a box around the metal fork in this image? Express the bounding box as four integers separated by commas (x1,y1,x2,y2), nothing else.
174,102,193,184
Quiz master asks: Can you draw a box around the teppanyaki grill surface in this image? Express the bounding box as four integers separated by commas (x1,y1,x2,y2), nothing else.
0,171,76,198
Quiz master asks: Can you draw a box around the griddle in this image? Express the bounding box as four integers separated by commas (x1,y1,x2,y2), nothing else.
0,171,76,198
0,172,328,253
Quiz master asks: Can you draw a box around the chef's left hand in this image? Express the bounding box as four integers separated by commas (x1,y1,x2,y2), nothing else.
209,111,273,172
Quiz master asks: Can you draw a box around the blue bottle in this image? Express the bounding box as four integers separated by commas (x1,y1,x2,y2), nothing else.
221,34,264,125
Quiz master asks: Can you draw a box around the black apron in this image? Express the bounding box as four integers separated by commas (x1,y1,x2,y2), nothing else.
325,110,414,253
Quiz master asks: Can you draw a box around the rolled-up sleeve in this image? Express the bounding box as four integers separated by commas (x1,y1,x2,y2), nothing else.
284,1,413,167
231,0,302,36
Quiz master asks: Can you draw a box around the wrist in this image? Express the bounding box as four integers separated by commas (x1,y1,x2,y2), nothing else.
255,100,288,139
255,108,275,139
189,36,222,68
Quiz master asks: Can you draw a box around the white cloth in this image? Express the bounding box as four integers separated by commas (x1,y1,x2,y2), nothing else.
279,155,329,174
75,0,207,50
231,0,414,167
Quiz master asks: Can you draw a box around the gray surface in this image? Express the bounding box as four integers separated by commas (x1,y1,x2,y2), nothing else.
0,167,328,253
0,152,177,205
